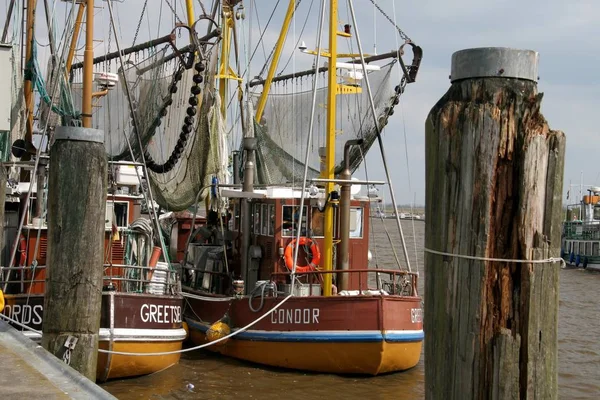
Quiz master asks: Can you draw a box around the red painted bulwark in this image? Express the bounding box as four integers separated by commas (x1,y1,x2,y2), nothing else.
100,293,183,329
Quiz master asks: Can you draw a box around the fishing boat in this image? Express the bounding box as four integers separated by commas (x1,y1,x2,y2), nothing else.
176,0,424,374
561,186,600,271
0,0,188,381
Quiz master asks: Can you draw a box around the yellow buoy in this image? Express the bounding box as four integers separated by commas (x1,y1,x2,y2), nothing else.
0,289,4,313
206,320,231,346
182,321,189,339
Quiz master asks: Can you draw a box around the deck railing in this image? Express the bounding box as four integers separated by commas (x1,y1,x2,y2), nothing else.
271,268,419,297
563,221,600,240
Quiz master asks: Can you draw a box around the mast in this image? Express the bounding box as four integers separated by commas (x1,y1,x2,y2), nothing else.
254,0,296,123
321,0,339,297
81,0,94,128
23,0,37,141
1,0,17,43
65,3,84,73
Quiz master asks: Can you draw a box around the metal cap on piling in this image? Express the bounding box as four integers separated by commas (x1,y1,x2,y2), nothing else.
54,126,104,144
450,47,539,83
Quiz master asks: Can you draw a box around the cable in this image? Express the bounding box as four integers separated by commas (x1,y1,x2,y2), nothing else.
98,293,294,356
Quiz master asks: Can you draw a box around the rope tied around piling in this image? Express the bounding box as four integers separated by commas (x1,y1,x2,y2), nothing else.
424,247,566,267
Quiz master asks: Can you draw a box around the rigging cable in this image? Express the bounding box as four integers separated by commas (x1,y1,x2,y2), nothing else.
106,0,172,270
366,0,411,42
392,0,420,275
290,0,327,288
277,0,314,75
3,0,79,291
250,0,281,78
347,0,411,272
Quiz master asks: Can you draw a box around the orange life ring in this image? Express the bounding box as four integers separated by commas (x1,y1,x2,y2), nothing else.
284,237,320,273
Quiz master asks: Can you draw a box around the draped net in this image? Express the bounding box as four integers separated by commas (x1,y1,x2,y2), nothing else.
71,48,228,211
248,61,398,185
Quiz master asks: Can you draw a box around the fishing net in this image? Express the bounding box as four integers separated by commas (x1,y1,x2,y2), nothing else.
248,61,399,185
71,46,228,211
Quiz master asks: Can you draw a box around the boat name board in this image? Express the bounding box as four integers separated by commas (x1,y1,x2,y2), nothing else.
270,308,320,324
2,304,43,326
411,308,423,323
140,304,182,324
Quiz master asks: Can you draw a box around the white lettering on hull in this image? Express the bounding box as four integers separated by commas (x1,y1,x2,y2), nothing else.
2,304,43,326
270,308,320,324
411,308,423,323
140,304,182,324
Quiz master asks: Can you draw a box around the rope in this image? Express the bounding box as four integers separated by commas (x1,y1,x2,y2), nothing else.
424,248,565,266
98,294,294,356
182,291,235,302
0,314,42,335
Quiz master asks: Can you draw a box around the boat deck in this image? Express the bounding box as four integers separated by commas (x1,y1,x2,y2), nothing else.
0,320,116,399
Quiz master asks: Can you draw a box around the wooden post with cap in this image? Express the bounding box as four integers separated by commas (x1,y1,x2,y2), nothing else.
424,47,565,399
42,0,107,381
42,125,107,381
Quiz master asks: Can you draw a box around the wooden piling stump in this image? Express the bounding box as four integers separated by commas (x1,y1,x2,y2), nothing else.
42,126,107,381
424,48,565,399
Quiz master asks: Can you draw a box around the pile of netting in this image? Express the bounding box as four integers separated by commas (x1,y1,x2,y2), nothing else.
248,61,399,185
70,46,229,211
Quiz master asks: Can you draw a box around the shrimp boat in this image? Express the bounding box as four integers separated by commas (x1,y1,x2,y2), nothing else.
561,186,600,271
177,0,425,374
0,0,190,381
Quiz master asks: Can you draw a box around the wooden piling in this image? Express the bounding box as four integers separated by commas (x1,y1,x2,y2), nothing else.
42,126,107,381
424,48,565,399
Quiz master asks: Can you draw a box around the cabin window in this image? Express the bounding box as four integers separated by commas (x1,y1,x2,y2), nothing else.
594,206,600,220
105,201,129,229
253,203,261,234
311,207,325,237
261,204,269,235
349,207,363,238
282,205,307,237
593,243,599,256
268,205,275,236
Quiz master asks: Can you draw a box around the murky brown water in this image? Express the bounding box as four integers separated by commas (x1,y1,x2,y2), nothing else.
102,219,600,399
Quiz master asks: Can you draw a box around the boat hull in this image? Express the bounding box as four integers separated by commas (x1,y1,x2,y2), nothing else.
561,237,600,270
183,292,423,375
1,292,186,381
97,331,184,381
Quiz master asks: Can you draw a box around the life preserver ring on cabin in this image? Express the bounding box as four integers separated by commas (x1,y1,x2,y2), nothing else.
284,237,321,273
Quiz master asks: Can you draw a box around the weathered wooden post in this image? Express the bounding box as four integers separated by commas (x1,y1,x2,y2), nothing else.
42,126,107,380
424,48,565,399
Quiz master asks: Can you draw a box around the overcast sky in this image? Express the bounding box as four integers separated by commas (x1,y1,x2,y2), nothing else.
3,0,598,206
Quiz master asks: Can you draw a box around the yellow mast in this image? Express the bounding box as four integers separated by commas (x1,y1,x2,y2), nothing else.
254,0,296,123
65,3,85,73
321,0,339,297
185,0,195,31
216,3,243,121
81,0,94,128
218,8,233,118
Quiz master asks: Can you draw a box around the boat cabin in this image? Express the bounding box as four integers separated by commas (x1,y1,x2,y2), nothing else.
184,185,373,296
1,164,166,295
